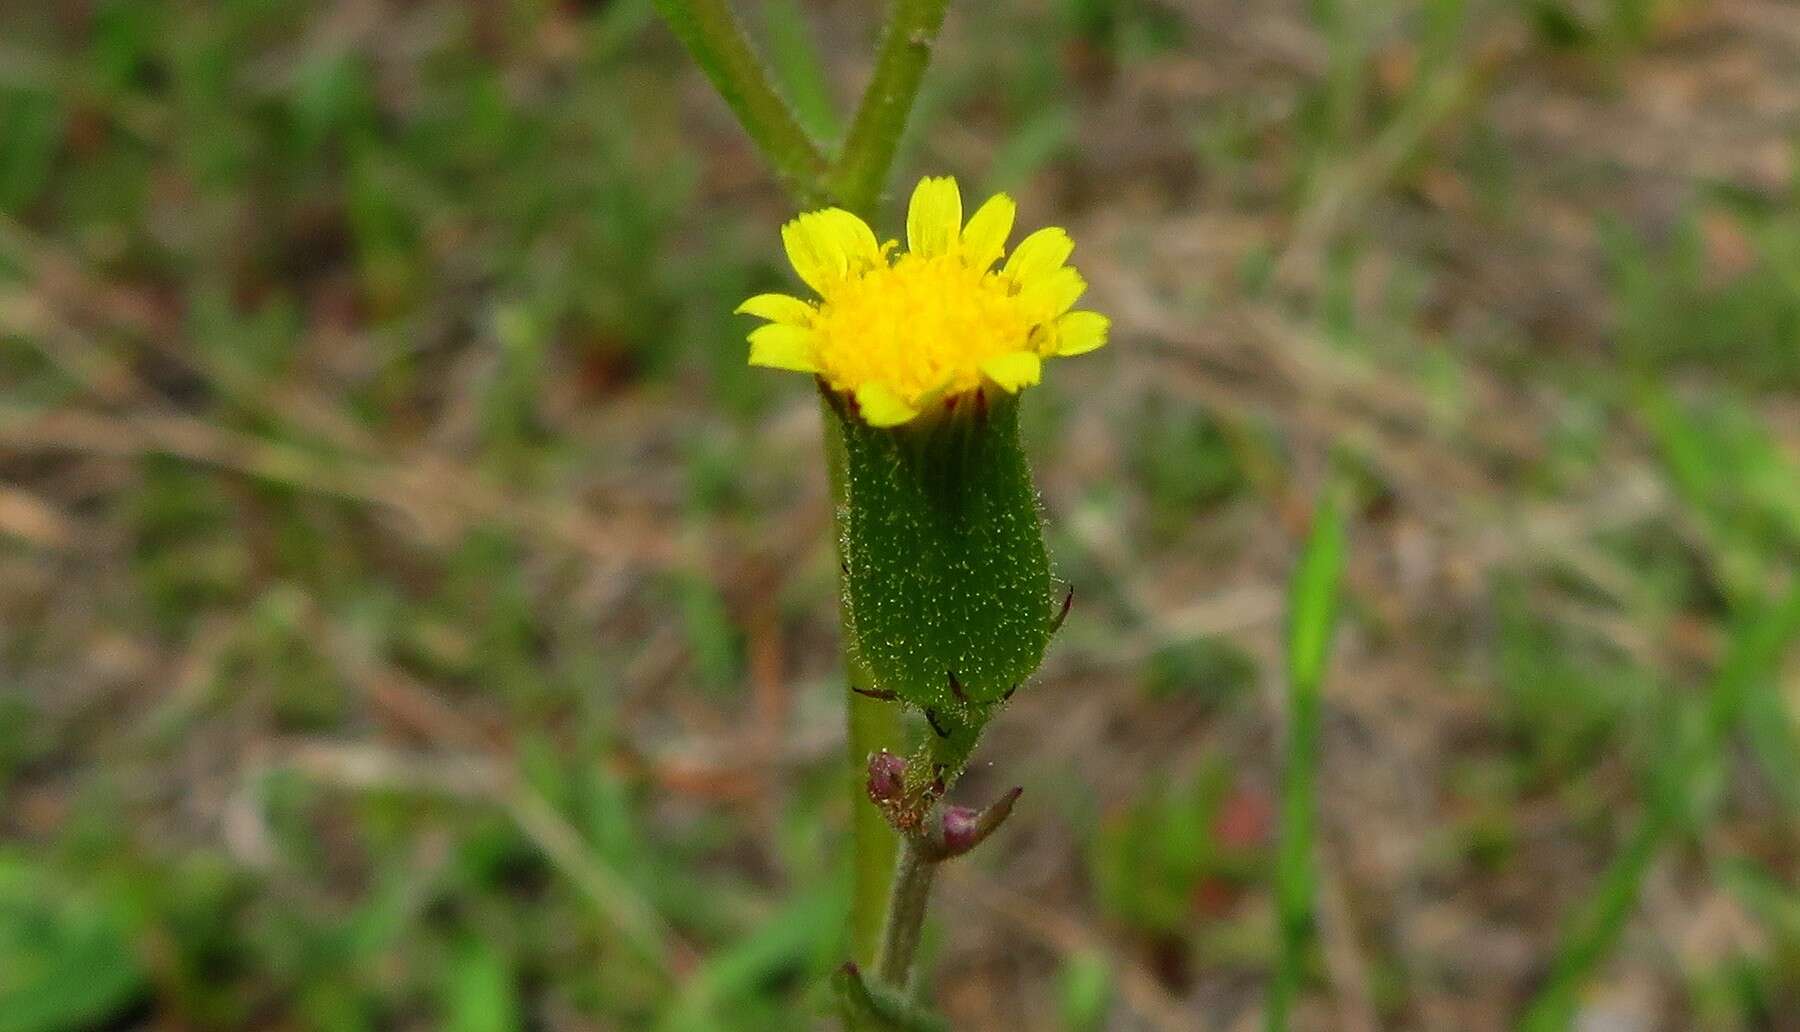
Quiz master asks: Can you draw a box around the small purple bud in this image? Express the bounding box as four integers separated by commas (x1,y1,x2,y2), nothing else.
930,786,1023,860
866,750,906,803
940,805,980,853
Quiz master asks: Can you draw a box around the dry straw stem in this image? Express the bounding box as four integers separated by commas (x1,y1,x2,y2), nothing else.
283,620,699,980
0,406,672,570
277,739,691,978
1,212,680,575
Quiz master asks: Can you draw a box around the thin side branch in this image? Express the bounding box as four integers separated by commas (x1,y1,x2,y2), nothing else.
654,0,832,206
827,0,953,218
873,839,937,989
869,782,1022,991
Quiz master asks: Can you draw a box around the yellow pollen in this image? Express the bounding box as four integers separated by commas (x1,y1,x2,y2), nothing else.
813,253,1031,402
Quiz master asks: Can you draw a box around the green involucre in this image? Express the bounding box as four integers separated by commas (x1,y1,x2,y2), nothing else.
831,389,1054,721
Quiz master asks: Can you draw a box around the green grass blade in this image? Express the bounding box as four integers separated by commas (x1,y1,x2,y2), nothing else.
1518,584,1800,1031
0,855,147,1032
1287,490,1348,692
444,939,521,1032
1639,386,1800,810
1268,488,1348,1032
659,881,845,1032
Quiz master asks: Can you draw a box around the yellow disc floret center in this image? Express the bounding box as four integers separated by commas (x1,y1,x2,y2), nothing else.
812,252,1031,403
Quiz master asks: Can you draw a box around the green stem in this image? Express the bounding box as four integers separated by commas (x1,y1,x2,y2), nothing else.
822,0,954,978
873,839,936,989
653,0,831,205
827,0,953,217
659,0,955,982
825,396,903,965
848,689,902,963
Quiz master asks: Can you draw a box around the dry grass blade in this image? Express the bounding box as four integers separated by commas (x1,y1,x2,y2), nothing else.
281,739,695,979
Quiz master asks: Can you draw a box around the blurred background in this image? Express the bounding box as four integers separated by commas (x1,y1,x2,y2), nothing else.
3,0,1800,1029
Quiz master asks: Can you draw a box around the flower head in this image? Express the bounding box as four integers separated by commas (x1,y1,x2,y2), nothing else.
737,176,1109,426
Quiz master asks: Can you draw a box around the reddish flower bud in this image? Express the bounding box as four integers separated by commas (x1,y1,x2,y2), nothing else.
926,786,1023,860
940,805,981,852
866,750,907,803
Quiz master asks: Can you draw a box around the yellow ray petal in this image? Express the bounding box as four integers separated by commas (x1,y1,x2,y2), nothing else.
906,176,962,258
960,193,1016,272
855,382,919,426
748,323,818,372
1001,226,1073,284
781,207,849,291
980,351,1042,392
735,292,816,326
1053,310,1109,356
818,208,883,274
1017,266,1087,320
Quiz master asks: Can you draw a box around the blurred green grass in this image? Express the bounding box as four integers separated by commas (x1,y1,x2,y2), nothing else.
4,0,1800,1029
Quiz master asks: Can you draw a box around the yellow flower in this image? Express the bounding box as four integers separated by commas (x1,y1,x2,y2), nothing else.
737,176,1110,427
